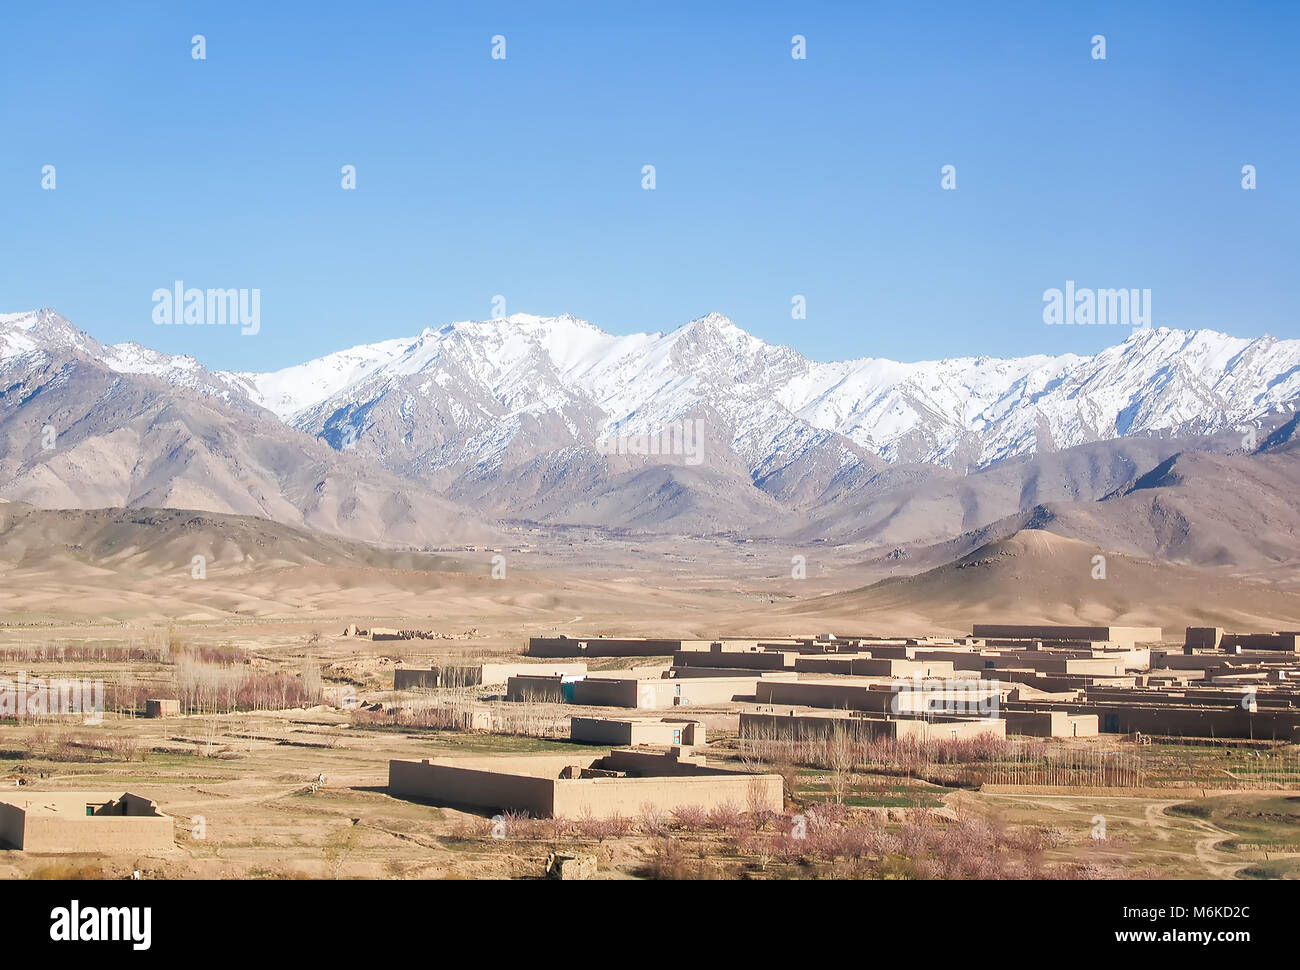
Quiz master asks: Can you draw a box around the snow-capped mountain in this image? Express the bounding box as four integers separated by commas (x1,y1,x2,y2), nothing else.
2,305,1300,540
3,307,1298,539
215,312,1300,479
0,310,485,545
0,309,252,406
7,308,1300,480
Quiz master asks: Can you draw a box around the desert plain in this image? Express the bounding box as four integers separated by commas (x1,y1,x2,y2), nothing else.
1,505,1298,880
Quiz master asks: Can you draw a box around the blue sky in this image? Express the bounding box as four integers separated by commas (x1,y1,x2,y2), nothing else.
2,0,1296,371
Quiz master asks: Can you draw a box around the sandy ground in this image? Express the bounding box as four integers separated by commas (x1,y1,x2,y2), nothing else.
2,700,1294,880
3,526,1299,633
2,526,1299,880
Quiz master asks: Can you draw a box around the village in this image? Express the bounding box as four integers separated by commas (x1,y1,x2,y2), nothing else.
2,621,1297,879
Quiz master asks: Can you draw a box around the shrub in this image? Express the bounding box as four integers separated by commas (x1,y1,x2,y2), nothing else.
643,837,691,880
638,804,668,837
670,805,708,830
575,811,621,843
706,802,745,833
547,815,570,841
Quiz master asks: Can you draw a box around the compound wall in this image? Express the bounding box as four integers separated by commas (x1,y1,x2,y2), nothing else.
388,752,782,819
1003,711,1099,738
739,711,1004,743
569,717,703,747
971,625,1163,647
527,638,683,657
0,793,174,853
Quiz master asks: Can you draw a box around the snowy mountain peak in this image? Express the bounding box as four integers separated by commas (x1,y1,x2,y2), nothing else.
4,308,1299,480
683,311,740,331
270,315,1300,473
0,309,102,361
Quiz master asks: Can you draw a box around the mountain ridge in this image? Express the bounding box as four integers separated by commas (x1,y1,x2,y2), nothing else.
7,309,1297,476
3,308,1297,550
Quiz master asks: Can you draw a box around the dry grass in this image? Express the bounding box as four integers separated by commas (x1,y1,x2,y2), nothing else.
2,728,145,762
739,725,1030,790
28,863,111,880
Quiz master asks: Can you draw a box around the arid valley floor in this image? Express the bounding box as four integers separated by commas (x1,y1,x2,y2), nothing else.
1,512,1299,881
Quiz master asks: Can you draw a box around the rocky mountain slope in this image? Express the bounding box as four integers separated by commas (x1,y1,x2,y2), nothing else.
2,308,1297,550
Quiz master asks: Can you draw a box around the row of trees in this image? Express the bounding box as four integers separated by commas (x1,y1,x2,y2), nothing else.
460,800,1082,880
172,655,324,715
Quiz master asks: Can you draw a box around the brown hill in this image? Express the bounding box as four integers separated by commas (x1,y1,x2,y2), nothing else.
786,529,1300,635
0,352,492,547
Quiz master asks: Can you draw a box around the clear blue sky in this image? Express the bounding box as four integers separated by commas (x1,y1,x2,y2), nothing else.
2,0,1296,371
